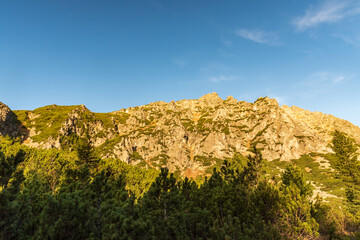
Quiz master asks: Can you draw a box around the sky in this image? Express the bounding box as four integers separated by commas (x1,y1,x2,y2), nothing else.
1,0,360,126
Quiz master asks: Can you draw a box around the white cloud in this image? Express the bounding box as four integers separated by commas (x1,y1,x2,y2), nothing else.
294,0,360,31
333,75,345,84
234,29,279,45
209,75,236,83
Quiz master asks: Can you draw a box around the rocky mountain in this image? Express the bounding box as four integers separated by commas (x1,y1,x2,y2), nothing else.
0,102,27,138
1,93,359,178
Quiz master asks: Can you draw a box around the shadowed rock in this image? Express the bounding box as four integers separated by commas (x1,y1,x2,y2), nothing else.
0,102,26,138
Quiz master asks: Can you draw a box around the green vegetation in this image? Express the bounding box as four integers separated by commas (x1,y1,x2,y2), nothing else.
328,131,360,231
221,125,230,134
150,154,169,167
12,110,29,123
262,131,360,238
0,141,323,239
244,122,260,133
233,124,248,131
292,154,345,197
194,155,222,167
1,129,360,239
253,123,272,139
13,106,131,145
96,135,124,155
138,125,156,136
14,105,81,142
180,116,213,134
129,151,143,161
94,112,130,126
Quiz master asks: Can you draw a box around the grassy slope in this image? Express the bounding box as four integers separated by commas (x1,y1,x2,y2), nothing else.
13,105,81,142
13,106,131,143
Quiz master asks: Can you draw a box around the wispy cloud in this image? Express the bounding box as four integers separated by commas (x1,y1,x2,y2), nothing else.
173,59,186,67
293,71,349,99
209,75,236,83
309,71,346,85
234,29,279,45
333,75,345,84
333,33,360,47
294,0,360,31
221,38,233,47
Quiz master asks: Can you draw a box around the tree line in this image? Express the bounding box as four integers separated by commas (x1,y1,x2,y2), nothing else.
0,131,359,239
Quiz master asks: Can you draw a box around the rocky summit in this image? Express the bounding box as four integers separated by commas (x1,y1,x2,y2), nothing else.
0,102,27,138
1,93,359,178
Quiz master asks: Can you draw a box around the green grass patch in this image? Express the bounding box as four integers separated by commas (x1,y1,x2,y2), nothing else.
291,155,345,199
150,154,170,167
24,105,81,142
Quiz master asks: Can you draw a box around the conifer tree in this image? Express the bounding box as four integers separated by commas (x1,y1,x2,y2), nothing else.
76,136,99,167
279,164,319,239
0,148,26,239
0,149,25,189
329,130,360,231
329,130,360,182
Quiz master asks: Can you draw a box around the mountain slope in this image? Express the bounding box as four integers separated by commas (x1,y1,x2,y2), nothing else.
1,93,359,177
0,102,27,138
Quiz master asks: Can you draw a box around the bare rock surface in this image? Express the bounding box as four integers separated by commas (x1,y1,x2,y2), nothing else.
1,94,360,178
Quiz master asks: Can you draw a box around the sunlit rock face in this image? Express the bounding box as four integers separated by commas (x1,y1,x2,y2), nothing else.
2,93,360,178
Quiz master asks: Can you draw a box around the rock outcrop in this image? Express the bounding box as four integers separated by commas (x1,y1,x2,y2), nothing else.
0,102,24,138
2,94,360,178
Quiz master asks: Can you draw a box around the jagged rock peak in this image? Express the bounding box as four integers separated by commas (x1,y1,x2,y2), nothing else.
198,92,223,105
254,96,279,106
0,102,11,120
225,96,238,104
0,102,23,138
0,101,13,111
79,104,89,112
69,104,90,114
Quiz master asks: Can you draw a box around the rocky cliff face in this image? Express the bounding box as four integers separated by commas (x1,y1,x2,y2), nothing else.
2,94,360,177
0,102,25,138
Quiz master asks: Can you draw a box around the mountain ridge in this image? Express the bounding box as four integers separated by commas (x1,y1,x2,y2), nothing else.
1,93,359,178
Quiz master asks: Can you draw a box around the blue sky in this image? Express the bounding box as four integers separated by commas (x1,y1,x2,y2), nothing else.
1,0,360,126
